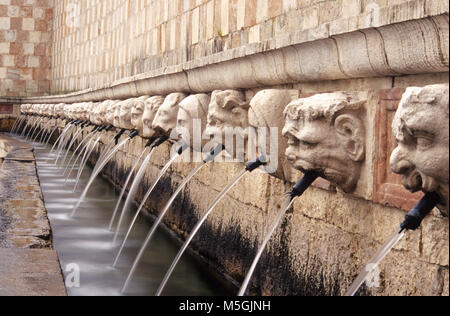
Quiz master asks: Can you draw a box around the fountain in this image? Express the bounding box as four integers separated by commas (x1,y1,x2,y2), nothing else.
70,129,138,217
120,90,250,292
108,96,162,231
112,93,210,266
345,83,449,296
112,93,187,245
7,82,447,297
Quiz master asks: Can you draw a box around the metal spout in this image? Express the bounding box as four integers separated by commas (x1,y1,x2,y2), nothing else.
245,155,267,172
290,171,320,198
203,144,226,163
400,192,441,231
150,135,169,149
128,130,139,139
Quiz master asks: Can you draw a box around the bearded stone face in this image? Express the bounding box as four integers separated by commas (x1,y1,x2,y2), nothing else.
97,101,109,125
85,102,94,122
175,94,210,150
63,104,72,119
131,97,149,136
283,92,366,193
204,90,249,156
249,89,297,177
105,101,117,125
119,99,134,130
113,101,123,128
152,93,186,135
390,84,449,216
142,96,165,138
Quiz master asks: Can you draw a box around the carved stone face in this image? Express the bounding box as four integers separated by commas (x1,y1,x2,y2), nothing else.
283,92,366,193
390,84,449,216
142,96,165,138
104,101,116,125
152,93,186,135
249,89,297,177
85,102,94,122
176,94,210,149
113,101,123,127
131,97,149,136
119,99,134,130
63,104,72,119
204,90,249,153
96,101,108,125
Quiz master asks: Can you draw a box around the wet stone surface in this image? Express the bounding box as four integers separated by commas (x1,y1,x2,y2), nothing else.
0,133,66,296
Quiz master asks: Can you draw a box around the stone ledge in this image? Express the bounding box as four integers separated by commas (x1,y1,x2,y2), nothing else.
0,248,66,296
0,133,66,296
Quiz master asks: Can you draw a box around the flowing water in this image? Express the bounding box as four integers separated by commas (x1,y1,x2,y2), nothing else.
238,193,295,296
10,115,22,134
73,132,103,186
121,163,207,293
344,229,406,296
156,169,249,296
57,127,84,166
49,123,71,155
109,147,149,231
112,151,181,267
112,149,155,245
12,133,229,296
63,130,97,177
71,137,130,216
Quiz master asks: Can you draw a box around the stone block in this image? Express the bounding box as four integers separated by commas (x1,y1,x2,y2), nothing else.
0,17,10,29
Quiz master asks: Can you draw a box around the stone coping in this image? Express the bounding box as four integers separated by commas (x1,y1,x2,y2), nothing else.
0,133,66,296
1,7,448,104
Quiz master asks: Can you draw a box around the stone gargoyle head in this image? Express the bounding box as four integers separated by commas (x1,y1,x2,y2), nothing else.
283,92,366,193
130,96,150,136
152,93,187,135
175,93,210,150
142,96,165,138
119,98,135,130
390,84,449,217
204,90,249,157
249,89,297,177
63,104,73,119
104,100,118,126
113,101,124,128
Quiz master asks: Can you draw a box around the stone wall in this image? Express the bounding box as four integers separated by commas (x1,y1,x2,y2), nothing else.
32,77,449,296
7,0,450,296
0,0,53,98
0,103,18,131
50,0,448,94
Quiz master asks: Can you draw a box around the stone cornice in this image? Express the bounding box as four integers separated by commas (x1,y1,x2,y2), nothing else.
3,11,449,104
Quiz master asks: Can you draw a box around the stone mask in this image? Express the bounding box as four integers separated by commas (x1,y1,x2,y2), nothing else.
131,96,149,136
97,100,108,125
142,96,165,138
390,84,449,217
105,101,117,125
249,89,297,177
152,92,187,135
175,94,210,150
204,90,249,155
283,92,366,193
119,98,135,130
113,101,123,128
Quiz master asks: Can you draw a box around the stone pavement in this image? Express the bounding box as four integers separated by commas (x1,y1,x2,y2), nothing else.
0,133,66,296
